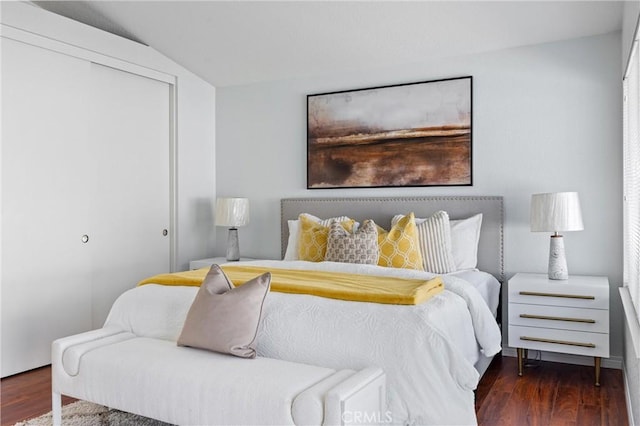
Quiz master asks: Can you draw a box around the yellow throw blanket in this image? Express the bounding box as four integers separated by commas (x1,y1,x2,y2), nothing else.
138,265,444,305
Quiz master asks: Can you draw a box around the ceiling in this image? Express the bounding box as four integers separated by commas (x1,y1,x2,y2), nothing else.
34,1,624,87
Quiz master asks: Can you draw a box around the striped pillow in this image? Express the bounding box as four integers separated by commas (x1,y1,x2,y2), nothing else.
392,211,456,273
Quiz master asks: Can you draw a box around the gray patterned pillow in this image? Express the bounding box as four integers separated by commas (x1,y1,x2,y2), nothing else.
325,219,379,264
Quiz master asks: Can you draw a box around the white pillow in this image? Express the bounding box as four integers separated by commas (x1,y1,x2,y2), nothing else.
283,214,354,260
283,219,301,260
391,211,456,273
393,212,483,271
450,214,483,270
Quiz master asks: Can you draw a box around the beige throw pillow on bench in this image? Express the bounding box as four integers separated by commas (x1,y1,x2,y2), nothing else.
177,264,271,359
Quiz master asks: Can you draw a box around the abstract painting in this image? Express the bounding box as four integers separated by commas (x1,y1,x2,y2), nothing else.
307,76,472,188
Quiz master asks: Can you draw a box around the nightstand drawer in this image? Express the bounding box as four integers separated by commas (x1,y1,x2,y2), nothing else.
508,325,609,358
509,304,609,333
509,277,608,309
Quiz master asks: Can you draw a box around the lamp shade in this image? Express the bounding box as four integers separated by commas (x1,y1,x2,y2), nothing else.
215,198,249,227
530,192,584,233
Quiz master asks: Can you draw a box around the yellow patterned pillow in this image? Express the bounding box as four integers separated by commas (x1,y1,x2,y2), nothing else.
298,215,356,262
377,213,424,270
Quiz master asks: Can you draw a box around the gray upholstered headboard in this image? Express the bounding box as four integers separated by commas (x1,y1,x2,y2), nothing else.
281,196,504,282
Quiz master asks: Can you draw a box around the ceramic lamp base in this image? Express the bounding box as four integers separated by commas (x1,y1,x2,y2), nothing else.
548,235,568,280
226,227,240,261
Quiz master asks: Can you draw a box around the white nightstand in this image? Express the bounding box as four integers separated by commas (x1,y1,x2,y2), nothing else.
508,272,610,386
189,257,255,270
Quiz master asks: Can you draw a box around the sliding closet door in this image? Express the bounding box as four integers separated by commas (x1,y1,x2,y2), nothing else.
88,63,171,327
1,39,93,376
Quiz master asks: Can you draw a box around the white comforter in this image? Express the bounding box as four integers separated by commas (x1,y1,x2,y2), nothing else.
105,260,502,425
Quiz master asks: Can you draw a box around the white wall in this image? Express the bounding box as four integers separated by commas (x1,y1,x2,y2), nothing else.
2,2,217,272
217,32,623,358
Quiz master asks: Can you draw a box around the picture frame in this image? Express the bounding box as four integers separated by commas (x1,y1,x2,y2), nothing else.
307,76,472,189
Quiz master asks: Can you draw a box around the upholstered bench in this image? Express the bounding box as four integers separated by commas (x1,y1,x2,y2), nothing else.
52,327,386,425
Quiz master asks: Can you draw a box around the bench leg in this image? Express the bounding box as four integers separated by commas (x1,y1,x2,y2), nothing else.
52,391,62,426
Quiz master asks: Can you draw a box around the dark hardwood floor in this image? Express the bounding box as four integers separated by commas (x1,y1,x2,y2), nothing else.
476,355,628,426
1,366,76,426
1,354,628,426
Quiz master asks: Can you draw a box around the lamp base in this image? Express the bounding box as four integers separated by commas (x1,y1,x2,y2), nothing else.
548,235,568,280
226,227,240,261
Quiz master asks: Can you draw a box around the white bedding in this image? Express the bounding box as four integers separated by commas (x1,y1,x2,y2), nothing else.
446,269,501,318
105,260,502,425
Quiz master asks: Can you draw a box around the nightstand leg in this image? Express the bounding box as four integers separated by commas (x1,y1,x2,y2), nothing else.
517,348,524,376
524,349,528,361
594,357,601,387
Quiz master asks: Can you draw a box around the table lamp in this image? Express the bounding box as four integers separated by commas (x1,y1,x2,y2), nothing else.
530,192,584,280
215,197,249,261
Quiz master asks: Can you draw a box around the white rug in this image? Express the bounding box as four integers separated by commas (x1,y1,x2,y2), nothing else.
15,400,173,426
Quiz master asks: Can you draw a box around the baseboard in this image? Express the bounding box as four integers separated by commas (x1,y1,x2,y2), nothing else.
623,360,636,426
502,347,623,370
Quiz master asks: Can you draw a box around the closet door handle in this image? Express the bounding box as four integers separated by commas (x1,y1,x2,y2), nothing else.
162,229,168,236
81,235,89,243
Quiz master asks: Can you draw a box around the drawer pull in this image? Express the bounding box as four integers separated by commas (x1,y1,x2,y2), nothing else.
519,314,596,324
519,291,595,300
520,336,596,348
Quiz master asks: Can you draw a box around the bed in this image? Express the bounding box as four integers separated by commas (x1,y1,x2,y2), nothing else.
276,196,503,423
109,196,503,425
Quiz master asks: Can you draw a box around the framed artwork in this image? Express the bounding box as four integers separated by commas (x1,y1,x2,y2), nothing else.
307,76,472,189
